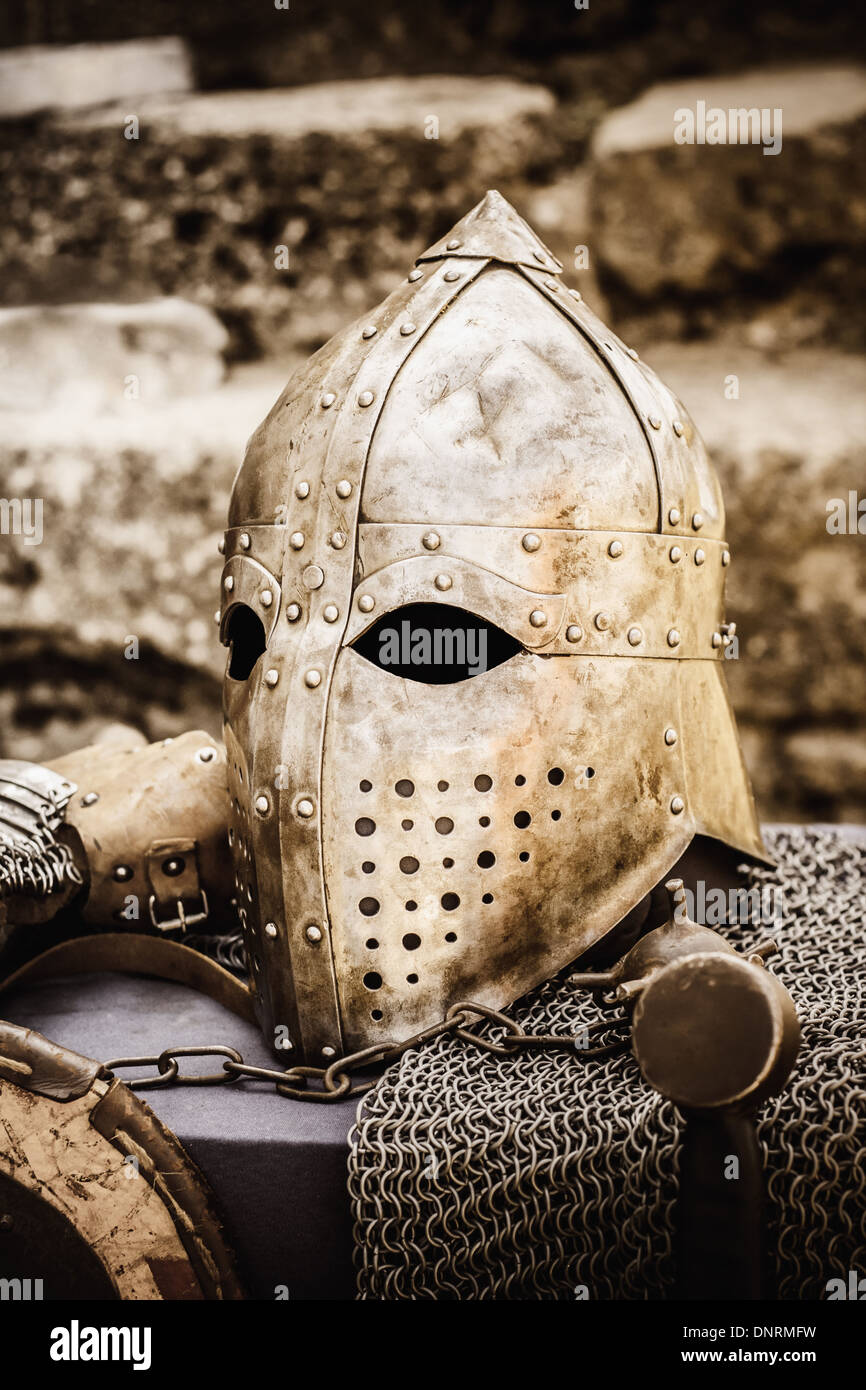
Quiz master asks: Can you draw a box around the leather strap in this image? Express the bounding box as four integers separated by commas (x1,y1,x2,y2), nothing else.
0,934,258,1026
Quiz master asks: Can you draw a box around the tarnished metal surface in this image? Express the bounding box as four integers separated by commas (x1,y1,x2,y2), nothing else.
221,189,765,1062
348,827,866,1300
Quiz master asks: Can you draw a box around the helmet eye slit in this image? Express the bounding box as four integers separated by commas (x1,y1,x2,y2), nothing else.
350,602,521,684
225,604,267,681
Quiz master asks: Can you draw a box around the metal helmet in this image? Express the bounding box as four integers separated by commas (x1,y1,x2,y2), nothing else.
219,191,766,1063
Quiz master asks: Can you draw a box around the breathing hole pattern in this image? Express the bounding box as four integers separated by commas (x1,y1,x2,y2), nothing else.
442,893,460,911
405,900,418,911
371,1009,383,1021
479,815,490,827
443,857,454,868
514,811,531,828
355,817,375,836
477,851,496,868
400,856,420,874
435,817,454,835
395,779,415,797
519,851,530,862
366,938,379,950
438,780,449,792
515,774,526,786
363,972,382,991
445,931,457,943
360,779,372,792
359,897,380,916
547,767,564,785
474,774,493,792
551,809,561,821
482,893,494,904
362,861,375,874
406,974,419,985
402,819,414,830
402,933,421,950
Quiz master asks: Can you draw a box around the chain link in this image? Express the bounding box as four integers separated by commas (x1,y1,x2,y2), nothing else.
105,999,631,1102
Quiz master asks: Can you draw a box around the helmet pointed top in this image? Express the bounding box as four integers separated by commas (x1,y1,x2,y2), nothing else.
416,189,562,273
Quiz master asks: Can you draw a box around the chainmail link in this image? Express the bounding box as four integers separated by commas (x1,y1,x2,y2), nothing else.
347,827,866,1300
0,828,84,902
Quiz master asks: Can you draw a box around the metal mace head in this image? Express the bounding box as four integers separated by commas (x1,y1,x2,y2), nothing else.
571,877,799,1112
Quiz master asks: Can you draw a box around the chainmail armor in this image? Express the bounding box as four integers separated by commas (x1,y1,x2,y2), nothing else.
348,827,866,1300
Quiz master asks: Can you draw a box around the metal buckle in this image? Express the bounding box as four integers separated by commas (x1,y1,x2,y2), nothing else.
147,889,209,934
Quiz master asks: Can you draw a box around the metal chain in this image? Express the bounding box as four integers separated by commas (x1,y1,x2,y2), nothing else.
105,999,631,1103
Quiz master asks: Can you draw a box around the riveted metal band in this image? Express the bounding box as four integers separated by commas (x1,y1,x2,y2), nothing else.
218,550,282,643
255,257,491,1060
355,524,729,658
518,266,723,540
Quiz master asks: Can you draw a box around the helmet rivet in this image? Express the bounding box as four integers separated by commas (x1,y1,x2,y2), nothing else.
362,325,378,338
305,923,322,943
217,537,226,554
264,921,278,939
722,549,731,567
627,626,643,646
358,390,375,407
569,288,582,301
529,609,547,628
522,533,541,553
594,612,611,632
692,512,704,530
260,589,274,608
336,479,352,499
239,532,251,550
668,507,681,526
112,864,133,882
694,548,706,566
329,531,347,549
607,539,623,558
214,610,222,623
223,575,234,591
422,531,441,551
626,347,639,361
712,632,723,648
196,746,216,763
669,545,683,563
321,1045,336,1058
287,602,302,622
358,594,375,613
446,238,461,250
648,414,662,430
305,669,322,688
565,624,583,643
544,278,559,291
302,565,324,590
255,795,270,816
672,419,684,437
400,323,416,336
290,531,305,550
434,574,452,592
670,795,685,815
664,727,678,746
295,480,310,499
323,604,340,622
264,668,279,687
320,392,336,409
443,269,461,282
533,249,546,262
297,798,315,819
667,628,681,647
408,269,423,282
81,792,99,806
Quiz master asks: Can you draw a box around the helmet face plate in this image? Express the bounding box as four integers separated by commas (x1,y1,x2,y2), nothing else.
220,191,764,1062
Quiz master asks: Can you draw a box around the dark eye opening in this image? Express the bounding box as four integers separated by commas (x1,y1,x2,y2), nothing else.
352,602,521,684
225,604,267,680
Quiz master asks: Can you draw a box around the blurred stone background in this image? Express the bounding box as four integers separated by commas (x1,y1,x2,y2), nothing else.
0,0,864,822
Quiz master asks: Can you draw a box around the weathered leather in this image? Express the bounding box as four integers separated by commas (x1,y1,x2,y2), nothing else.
0,1018,103,1100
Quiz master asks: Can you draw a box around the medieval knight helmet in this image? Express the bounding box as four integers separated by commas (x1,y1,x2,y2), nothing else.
219,191,766,1063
